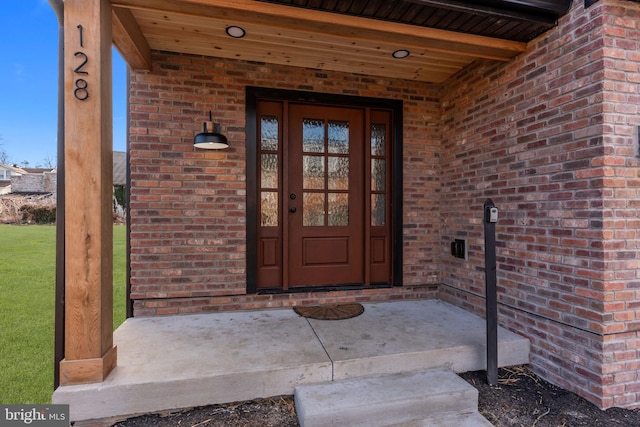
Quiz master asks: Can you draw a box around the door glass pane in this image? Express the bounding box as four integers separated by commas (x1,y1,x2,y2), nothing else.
303,155,325,189
303,119,325,153
328,157,349,190
303,192,325,226
261,117,278,151
371,159,385,192
371,123,386,156
371,194,385,226
261,191,278,227
329,193,349,226
261,154,278,188
328,121,349,154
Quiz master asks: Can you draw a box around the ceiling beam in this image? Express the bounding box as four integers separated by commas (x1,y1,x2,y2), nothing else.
112,6,152,70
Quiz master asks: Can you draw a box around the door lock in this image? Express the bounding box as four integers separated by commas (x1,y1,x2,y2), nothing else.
485,206,498,223
289,206,297,213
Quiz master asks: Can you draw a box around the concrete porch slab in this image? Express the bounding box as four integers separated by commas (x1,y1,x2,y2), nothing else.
311,300,529,379
54,309,332,421
53,299,529,423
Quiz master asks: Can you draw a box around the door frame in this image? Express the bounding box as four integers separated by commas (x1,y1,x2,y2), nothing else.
246,86,403,293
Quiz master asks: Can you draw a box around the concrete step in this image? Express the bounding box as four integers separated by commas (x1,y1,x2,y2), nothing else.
295,369,492,427
389,412,493,427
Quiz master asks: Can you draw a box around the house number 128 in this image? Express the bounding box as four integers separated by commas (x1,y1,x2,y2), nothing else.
73,25,89,101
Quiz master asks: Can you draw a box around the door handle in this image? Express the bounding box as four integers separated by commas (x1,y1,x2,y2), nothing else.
289,206,297,213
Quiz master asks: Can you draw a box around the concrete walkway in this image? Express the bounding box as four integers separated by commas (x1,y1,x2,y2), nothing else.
53,299,529,423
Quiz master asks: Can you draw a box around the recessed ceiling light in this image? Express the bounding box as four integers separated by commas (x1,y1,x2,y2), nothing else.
392,49,410,59
226,26,246,38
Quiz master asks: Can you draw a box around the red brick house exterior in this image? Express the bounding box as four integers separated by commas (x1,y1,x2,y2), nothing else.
127,0,640,409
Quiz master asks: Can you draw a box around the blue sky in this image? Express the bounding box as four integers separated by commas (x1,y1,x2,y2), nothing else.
0,0,127,168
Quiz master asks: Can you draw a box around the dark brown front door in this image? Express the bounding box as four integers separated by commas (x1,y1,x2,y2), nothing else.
287,104,364,286
254,97,393,291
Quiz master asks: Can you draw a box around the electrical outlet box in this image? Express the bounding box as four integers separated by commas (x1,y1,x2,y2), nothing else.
451,239,466,259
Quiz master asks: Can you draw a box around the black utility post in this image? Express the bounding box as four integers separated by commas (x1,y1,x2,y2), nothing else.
484,198,498,386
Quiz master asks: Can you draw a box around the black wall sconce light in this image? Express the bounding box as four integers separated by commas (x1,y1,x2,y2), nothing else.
194,111,228,150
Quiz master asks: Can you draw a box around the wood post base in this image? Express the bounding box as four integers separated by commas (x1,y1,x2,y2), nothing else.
59,345,117,385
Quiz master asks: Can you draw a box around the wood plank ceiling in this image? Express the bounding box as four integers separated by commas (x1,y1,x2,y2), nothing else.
111,0,571,83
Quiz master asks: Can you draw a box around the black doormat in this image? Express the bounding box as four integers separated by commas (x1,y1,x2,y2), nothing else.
293,303,364,320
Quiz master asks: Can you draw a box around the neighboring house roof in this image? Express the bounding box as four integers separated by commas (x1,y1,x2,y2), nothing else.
3,153,125,190
23,167,55,174
0,164,28,174
113,151,127,186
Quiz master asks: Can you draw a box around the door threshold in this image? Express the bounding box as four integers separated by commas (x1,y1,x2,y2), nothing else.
257,283,393,295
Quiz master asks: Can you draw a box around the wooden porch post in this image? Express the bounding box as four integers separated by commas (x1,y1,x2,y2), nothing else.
59,0,117,385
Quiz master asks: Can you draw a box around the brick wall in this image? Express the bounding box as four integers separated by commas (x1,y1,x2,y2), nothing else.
11,171,56,193
438,0,640,409
129,54,441,316
597,0,640,408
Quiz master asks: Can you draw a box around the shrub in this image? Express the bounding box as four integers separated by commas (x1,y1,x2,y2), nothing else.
114,185,127,210
19,205,56,224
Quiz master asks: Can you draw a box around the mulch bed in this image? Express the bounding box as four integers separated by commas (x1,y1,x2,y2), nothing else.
461,366,640,427
113,366,640,427
111,397,298,427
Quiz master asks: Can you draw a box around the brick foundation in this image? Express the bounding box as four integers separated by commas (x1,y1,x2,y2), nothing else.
133,285,439,316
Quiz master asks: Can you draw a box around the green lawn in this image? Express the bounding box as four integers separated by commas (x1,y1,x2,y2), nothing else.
0,224,127,404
